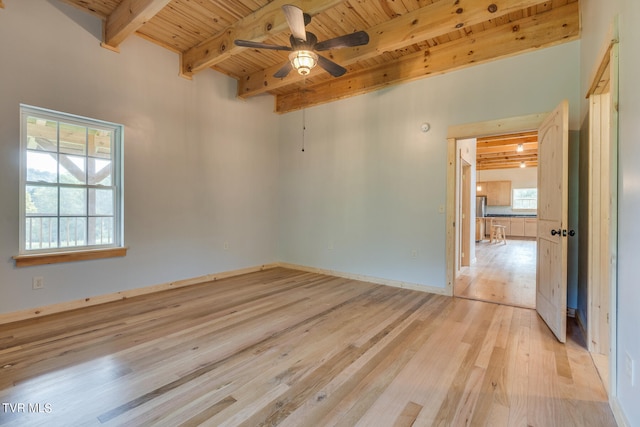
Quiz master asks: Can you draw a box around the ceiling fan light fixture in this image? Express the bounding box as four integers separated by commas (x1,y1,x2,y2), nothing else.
520,161,526,168
517,143,524,152
290,50,318,76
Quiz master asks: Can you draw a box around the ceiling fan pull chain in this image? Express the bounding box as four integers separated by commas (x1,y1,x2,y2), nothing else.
302,77,306,152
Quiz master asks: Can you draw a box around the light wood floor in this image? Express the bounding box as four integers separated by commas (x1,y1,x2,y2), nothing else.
455,239,537,309
0,268,615,426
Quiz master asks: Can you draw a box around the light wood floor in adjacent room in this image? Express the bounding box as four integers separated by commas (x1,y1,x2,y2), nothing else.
0,268,615,426
455,239,537,309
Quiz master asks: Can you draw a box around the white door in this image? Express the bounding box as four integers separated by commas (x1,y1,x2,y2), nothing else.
536,100,569,343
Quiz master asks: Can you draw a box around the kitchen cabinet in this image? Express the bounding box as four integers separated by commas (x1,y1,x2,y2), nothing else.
524,218,537,237
483,217,536,238
477,181,511,206
510,217,525,236
477,181,488,197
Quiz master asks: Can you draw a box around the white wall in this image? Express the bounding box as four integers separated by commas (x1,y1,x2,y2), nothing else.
581,1,640,425
278,41,581,290
0,1,280,314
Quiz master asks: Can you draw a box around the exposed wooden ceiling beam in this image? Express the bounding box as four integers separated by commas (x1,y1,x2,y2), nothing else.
477,138,538,149
180,0,346,78
102,0,172,51
477,143,538,155
477,131,538,143
478,150,538,160
477,161,537,170
275,2,579,113
238,0,550,99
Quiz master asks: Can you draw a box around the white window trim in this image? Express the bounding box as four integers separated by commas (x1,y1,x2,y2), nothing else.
16,105,125,264
512,187,538,211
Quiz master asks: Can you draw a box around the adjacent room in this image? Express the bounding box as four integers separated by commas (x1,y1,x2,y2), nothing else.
1,1,639,426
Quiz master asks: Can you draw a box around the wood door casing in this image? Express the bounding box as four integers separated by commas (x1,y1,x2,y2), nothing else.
536,100,569,343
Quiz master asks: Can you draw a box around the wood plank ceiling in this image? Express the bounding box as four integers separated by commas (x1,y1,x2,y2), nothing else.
476,131,538,170
48,0,580,113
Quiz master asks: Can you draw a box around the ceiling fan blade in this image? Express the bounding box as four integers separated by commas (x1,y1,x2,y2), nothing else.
282,4,307,42
317,55,347,77
314,31,370,51
273,61,293,78
234,40,291,51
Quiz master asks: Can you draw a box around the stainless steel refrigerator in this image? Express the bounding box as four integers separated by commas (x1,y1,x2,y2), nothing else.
476,196,487,218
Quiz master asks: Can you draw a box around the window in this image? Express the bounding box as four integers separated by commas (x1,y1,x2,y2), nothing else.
512,188,537,210
19,105,124,255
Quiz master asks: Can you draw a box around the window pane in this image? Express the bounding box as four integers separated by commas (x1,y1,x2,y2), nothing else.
60,187,86,215
90,188,114,215
21,105,123,253
26,185,58,215
26,116,57,151
26,151,58,183
88,158,112,185
89,217,114,245
513,188,537,210
60,217,87,247
26,217,58,250
88,129,112,159
59,154,87,184
59,122,87,155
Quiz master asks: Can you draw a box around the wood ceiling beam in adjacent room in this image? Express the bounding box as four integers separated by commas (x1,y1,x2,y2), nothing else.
180,0,346,78
275,2,579,113
477,131,538,144
477,143,538,155
102,0,172,51
238,0,549,99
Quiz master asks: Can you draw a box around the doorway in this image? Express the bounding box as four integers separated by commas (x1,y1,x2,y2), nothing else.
454,133,538,309
445,113,548,300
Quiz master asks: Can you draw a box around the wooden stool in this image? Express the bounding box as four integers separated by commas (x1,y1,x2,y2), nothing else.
490,224,507,244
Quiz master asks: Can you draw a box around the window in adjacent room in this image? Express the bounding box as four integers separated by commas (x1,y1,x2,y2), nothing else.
512,188,537,210
19,105,124,255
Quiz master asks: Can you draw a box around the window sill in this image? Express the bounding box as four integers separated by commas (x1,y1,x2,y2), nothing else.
13,247,128,268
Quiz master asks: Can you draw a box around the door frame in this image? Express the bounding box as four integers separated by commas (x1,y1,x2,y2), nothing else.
445,113,546,296
585,21,619,399
460,159,472,268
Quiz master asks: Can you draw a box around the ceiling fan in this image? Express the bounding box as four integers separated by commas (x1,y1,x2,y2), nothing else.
234,4,370,78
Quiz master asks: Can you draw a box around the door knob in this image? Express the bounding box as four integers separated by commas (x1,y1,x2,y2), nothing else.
568,229,576,237
551,229,561,236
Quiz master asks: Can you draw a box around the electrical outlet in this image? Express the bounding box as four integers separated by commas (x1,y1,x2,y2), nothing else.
438,205,445,214
411,249,418,258
223,241,229,250
626,352,635,386
32,276,44,290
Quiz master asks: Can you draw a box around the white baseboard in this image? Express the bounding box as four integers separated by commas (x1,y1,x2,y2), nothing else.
0,263,279,325
276,262,449,296
611,396,631,427
1,262,449,325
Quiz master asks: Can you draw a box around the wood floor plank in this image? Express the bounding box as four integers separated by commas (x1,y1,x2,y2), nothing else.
455,239,536,308
0,267,616,427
